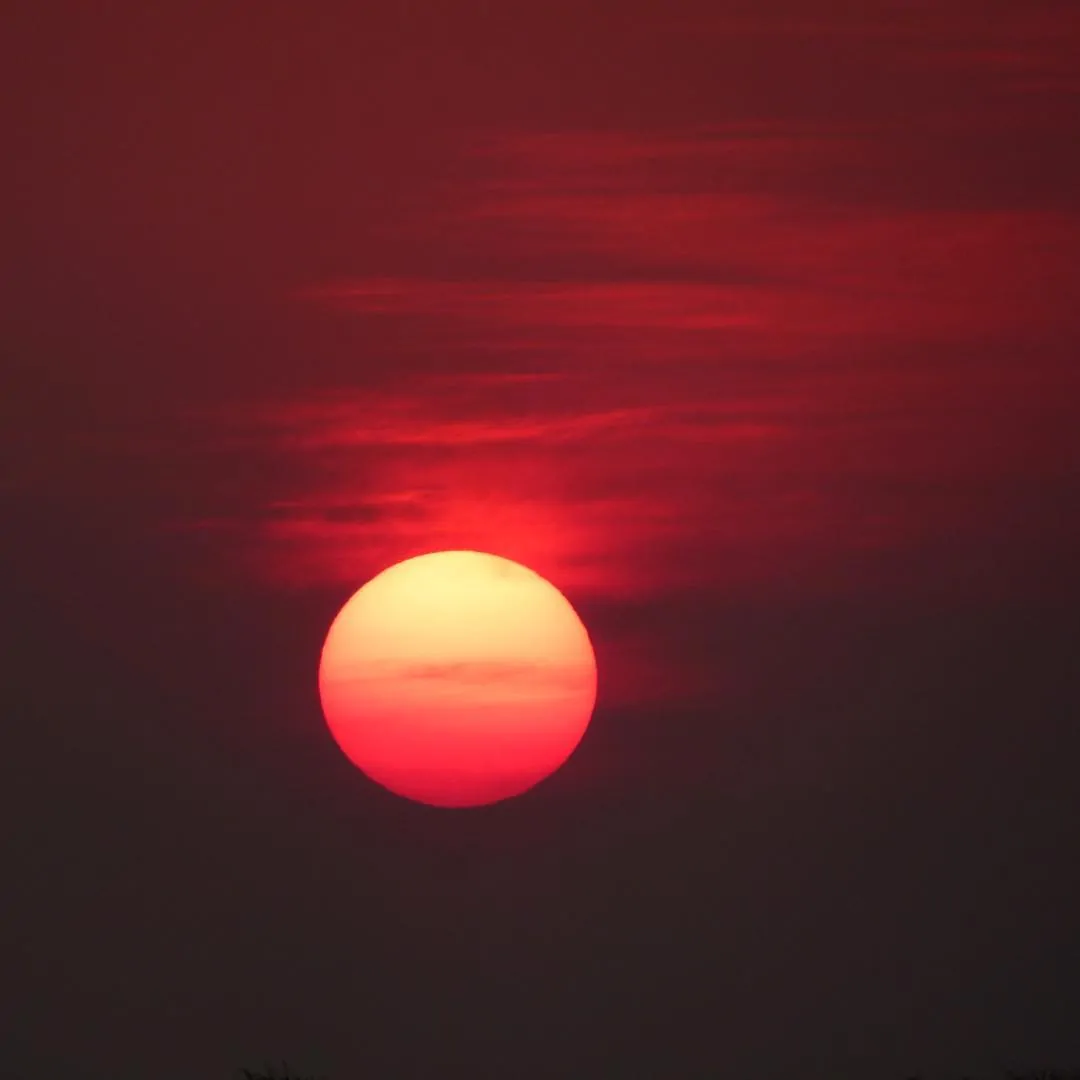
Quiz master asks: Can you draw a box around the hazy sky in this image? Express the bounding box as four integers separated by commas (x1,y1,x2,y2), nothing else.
3,4,1079,1079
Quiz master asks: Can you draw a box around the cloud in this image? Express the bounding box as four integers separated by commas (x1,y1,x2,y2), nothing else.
309,173,1079,349
372,658,593,694
199,100,1080,637
306,277,764,332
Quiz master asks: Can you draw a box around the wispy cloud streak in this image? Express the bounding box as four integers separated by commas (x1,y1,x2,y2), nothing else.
186,9,1080,672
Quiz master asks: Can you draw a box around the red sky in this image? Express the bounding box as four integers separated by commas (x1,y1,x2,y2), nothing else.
7,4,1078,615
3,4,1080,1079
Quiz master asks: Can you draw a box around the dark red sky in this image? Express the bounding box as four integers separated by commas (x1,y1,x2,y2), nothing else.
3,4,1080,1078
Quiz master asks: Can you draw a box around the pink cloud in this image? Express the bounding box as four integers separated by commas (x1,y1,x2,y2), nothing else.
306,278,764,332
205,120,1080,675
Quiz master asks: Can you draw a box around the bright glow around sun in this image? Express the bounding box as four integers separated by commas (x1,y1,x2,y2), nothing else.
318,550,598,807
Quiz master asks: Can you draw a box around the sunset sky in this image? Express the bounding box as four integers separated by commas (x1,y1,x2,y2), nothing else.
3,3,1080,1078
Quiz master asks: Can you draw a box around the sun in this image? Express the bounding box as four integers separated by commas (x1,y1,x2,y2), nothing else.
318,551,598,807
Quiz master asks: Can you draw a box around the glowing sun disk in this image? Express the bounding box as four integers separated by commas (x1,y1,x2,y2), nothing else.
318,551,597,807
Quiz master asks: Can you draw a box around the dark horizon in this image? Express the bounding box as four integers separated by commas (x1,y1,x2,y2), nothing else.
236,1070,1080,1080
3,3,1079,1079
